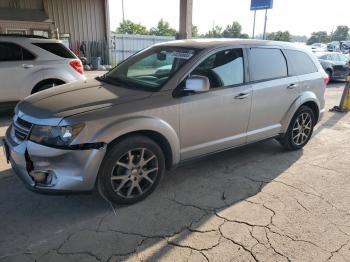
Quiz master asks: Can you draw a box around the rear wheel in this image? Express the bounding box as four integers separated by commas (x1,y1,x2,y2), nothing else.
279,106,315,150
97,135,165,205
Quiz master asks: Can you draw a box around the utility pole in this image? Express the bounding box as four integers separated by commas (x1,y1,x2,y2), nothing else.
121,0,125,23
263,9,268,40
252,10,256,39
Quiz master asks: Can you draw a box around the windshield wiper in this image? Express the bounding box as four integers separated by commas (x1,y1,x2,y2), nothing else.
96,75,126,87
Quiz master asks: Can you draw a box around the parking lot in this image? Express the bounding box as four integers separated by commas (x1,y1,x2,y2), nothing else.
0,76,350,262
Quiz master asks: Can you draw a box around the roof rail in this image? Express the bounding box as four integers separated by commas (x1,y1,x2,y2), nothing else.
0,34,48,39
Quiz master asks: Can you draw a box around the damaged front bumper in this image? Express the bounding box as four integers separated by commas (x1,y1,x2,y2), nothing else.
3,126,106,193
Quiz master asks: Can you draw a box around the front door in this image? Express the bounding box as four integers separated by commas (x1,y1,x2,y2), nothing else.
177,48,252,160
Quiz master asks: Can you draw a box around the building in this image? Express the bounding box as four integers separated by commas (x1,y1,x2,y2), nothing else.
0,0,110,63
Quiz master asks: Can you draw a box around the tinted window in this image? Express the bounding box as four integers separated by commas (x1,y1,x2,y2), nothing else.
33,43,76,58
250,48,287,81
0,42,35,61
192,48,244,88
285,50,318,76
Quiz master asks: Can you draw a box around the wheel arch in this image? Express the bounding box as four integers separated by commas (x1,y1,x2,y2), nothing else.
107,130,174,170
92,117,181,170
281,93,320,134
31,78,66,94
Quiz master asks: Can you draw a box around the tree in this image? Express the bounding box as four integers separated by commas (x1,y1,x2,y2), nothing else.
192,25,199,38
331,26,349,41
290,35,308,43
223,21,242,38
240,33,249,39
205,26,223,38
307,31,330,45
204,21,248,39
116,20,149,35
267,31,291,42
150,19,177,36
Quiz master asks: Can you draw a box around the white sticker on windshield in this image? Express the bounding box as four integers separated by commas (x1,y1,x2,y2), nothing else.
171,51,194,60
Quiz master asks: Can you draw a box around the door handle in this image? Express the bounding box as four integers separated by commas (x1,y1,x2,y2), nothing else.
234,93,250,99
22,64,34,69
287,83,299,89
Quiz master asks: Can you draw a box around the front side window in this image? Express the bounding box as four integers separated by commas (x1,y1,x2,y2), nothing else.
191,48,244,88
105,46,198,91
0,42,35,62
285,50,318,76
250,48,287,81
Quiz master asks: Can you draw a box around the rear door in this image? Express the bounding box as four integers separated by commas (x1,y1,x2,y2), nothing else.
0,42,37,102
247,47,300,142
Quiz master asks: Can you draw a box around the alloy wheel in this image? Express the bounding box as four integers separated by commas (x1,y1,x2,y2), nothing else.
292,112,312,146
110,148,159,199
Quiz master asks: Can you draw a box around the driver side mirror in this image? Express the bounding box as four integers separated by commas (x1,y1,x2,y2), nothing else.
185,75,210,93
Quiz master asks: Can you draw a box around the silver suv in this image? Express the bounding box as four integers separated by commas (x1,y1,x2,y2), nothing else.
0,35,86,108
3,39,327,204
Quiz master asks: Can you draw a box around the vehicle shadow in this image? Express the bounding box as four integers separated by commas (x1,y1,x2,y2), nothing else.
0,139,303,261
0,112,12,128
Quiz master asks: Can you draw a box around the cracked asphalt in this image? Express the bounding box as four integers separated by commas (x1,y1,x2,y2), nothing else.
1,79,350,262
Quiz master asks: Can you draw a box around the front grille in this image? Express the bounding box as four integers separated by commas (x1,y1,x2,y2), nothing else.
17,117,32,129
13,117,33,141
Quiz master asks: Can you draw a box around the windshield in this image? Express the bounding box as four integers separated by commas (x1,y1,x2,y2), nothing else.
104,46,198,91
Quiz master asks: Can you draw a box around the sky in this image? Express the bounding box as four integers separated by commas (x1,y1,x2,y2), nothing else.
109,0,350,37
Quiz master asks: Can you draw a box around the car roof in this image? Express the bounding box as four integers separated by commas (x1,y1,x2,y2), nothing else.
155,38,306,51
0,36,62,44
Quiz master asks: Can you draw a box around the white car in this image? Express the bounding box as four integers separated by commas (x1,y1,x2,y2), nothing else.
0,35,86,108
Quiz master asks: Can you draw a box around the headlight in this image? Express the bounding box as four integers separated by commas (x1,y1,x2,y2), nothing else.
29,123,85,147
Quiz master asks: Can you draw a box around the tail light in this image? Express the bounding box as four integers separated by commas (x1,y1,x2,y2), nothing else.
69,59,84,75
323,73,329,85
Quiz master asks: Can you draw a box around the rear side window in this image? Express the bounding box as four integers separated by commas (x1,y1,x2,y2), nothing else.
33,43,76,58
0,42,35,61
249,48,287,81
285,50,318,76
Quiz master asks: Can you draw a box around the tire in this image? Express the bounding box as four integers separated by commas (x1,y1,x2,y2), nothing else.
279,105,315,151
97,135,165,205
35,82,57,93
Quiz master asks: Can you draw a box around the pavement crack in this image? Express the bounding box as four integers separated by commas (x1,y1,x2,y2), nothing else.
265,230,291,262
327,238,350,261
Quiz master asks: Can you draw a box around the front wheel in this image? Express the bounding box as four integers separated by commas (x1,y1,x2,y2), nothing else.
97,135,165,205
279,106,315,150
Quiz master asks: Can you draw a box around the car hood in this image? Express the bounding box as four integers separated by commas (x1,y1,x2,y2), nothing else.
17,79,152,126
